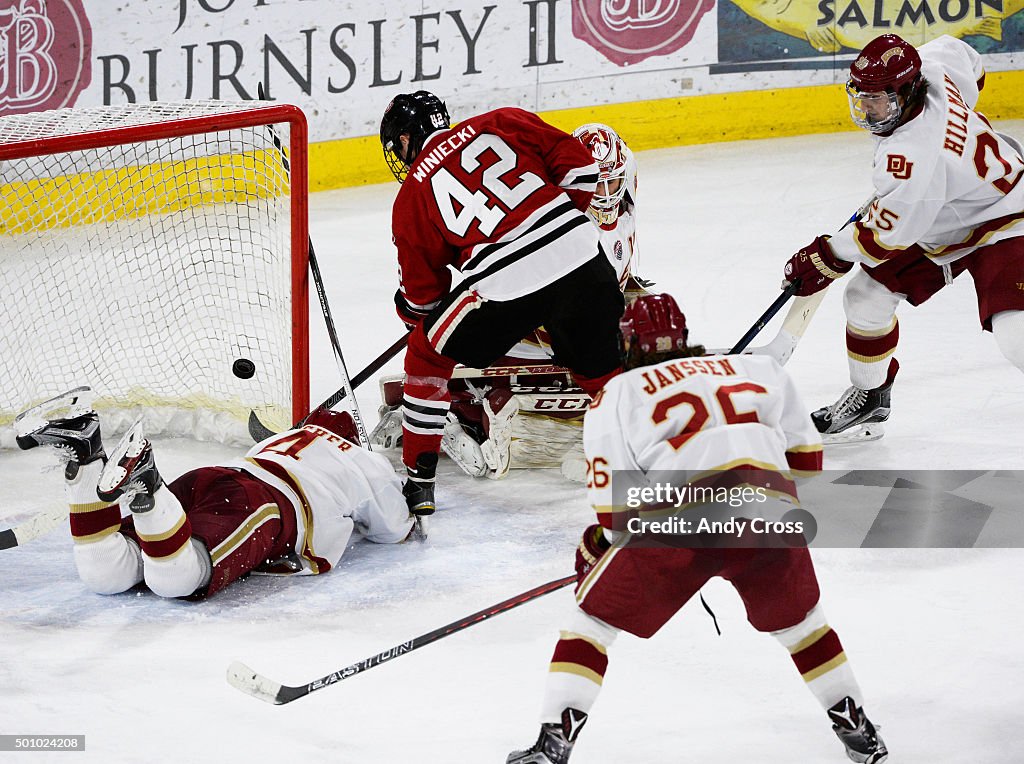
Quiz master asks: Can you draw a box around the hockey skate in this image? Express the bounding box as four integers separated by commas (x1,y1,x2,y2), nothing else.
507,709,588,764
96,418,163,512
811,375,895,445
403,452,437,516
14,386,105,479
828,697,888,764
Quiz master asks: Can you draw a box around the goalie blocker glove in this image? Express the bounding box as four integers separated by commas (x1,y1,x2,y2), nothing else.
783,236,853,296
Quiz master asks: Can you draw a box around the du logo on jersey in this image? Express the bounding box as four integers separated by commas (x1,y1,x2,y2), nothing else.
0,0,91,115
573,0,715,66
886,154,913,180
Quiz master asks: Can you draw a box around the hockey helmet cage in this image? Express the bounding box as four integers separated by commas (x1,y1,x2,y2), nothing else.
380,91,451,183
620,293,688,360
847,34,923,134
573,123,630,226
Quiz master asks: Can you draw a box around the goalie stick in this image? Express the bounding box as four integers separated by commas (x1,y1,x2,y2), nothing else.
248,83,370,449
0,504,65,551
227,573,576,705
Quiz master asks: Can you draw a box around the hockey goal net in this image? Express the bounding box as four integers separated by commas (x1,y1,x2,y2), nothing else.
0,101,309,447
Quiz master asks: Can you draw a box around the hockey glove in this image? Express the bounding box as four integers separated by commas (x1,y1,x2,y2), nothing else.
783,236,852,296
394,290,432,330
575,524,612,584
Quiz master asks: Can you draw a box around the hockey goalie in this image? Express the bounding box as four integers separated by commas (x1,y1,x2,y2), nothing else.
371,123,648,480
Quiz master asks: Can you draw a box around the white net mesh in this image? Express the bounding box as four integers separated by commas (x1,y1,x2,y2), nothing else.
0,101,304,446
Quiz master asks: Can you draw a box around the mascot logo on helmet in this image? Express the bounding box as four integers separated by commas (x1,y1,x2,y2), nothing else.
588,134,612,162
0,0,91,115
573,0,714,67
880,46,905,66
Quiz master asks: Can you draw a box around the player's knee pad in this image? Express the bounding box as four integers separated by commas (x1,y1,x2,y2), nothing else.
992,310,1024,372
143,537,213,598
564,605,620,649
73,535,143,595
843,270,901,330
770,602,827,646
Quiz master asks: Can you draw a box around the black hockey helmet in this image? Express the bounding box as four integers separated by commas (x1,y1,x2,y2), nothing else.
380,91,450,183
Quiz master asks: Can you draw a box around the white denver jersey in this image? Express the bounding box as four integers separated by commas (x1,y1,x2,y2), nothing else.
829,35,1024,267
238,424,413,574
582,354,822,530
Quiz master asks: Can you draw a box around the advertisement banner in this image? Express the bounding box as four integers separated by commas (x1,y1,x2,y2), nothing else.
719,0,1024,72
0,1,1020,145
0,0,717,140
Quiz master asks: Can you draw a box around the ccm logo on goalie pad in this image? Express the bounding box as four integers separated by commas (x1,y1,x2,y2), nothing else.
532,397,590,411
517,394,591,415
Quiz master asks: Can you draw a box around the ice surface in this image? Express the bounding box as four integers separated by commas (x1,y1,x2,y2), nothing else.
3,122,1024,763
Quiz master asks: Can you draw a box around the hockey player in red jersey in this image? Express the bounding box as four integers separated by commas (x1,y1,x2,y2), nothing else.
437,122,643,480
371,122,643,482
508,295,887,764
380,92,625,514
782,33,1024,442
15,387,413,599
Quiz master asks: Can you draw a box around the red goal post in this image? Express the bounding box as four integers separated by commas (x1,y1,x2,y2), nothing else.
0,101,309,446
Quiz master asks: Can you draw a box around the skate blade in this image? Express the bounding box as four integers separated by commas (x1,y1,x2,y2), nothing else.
412,515,430,541
823,422,885,445
14,386,94,437
96,418,148,495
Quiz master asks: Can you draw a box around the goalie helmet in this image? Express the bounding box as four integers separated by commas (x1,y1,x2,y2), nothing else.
619,293,688,364
573,123,631,226
846,34,923,135
380,91,451,183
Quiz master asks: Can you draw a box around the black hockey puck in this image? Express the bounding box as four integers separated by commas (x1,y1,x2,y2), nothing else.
232,358,256,379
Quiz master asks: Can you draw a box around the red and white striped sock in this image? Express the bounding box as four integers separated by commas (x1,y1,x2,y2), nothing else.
67,460,142,594
773,604,864,712
133,488,211,598
540,609,619,722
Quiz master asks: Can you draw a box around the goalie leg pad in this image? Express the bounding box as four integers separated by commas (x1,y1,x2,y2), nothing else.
441,389,519,479
441,414,488,478
370,404,404,450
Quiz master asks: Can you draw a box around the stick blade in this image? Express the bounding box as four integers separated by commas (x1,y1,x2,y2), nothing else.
226,661,285,705
247,410,277,443
1,504,65,551
0,528,16,550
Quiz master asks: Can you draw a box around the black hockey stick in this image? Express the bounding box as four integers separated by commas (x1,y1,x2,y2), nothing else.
726,194,876,357
249,83,371,448
226,573,576,705
247,332,410,441
728,279,801,354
